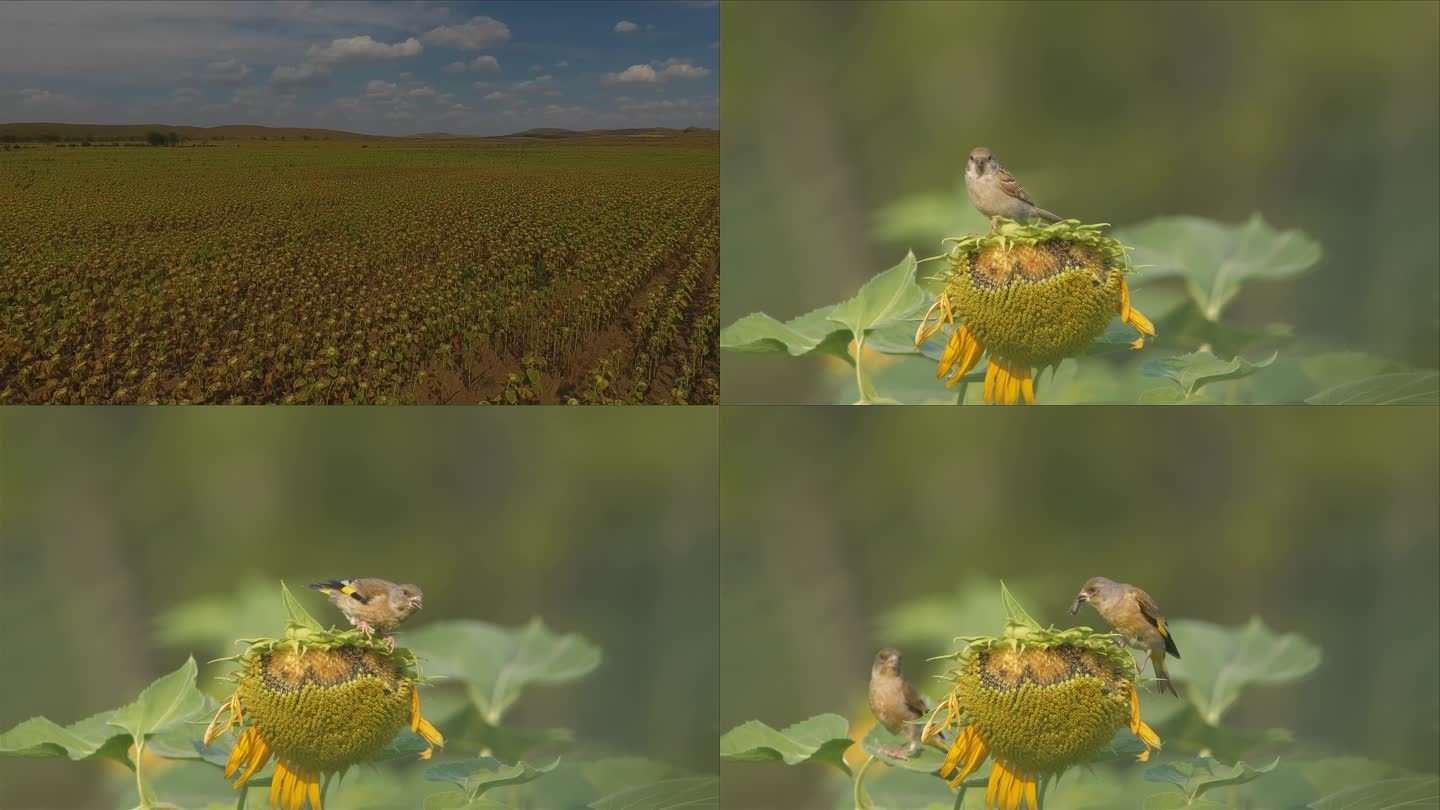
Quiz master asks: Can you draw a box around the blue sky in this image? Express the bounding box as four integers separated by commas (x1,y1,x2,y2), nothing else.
0,0,718,135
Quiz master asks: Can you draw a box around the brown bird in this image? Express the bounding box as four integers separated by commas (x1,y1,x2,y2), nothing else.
1070,576,1181,697
868,648,936,759
965,146,1064,229
308,578,423,652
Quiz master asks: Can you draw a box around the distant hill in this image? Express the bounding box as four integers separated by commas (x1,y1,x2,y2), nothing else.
483,127,718,141
0,123,383,142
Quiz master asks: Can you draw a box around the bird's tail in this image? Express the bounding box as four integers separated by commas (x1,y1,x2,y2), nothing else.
1152,652,1179,698
1034,207,1062,223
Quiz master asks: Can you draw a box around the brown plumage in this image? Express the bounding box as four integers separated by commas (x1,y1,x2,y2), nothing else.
307,578,423,652
1070,576,1181,697
868,648,936,759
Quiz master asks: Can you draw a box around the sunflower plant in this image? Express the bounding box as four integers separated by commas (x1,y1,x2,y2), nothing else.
718,582,1425,810
721,214,1439,404
0,582,716,810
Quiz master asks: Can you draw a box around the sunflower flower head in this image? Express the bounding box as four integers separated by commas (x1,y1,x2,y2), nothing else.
915,219,1156,404
921,585,1161,809
203,611,443,810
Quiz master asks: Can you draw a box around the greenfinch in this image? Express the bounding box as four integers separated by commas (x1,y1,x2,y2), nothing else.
868,648,940,759
1069,576,1181,697
307,578,423,652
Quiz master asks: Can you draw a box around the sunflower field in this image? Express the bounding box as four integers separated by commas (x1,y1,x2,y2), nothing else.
0,141,719,404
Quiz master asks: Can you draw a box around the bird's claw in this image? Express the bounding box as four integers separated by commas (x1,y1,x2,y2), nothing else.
383,635,398,654
878,744,914,761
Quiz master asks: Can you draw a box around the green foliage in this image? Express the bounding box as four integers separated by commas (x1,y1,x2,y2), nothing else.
0,582,702,810
718,577,1425,810
1168,618,1322,726
408,618,602,724
719,714,854,775
588,776,719,810
721,212,1436,403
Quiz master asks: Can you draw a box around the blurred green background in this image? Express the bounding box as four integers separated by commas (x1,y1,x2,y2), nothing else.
719,408,1440,808
0,408,718,809
720,0,1440,403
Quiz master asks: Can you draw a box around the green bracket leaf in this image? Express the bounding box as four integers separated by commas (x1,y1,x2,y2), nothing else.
719,305,851,360
1000,581,1041,631
719,714,855,775
280,580,324,632
0,710,132,764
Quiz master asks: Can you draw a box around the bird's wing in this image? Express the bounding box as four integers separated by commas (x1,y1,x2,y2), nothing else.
1129,588,1180,658
333,579,373,604
995,167,1034,204
901,679,930,719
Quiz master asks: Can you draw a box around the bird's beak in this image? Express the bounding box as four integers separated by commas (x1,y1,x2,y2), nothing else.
1069,593,1087,615
410,596,423,609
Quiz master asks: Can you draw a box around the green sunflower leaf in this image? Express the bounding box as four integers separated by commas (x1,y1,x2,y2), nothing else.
1166,618,1321,725
828,252,926,339
1305,370,1439,405
1142,350,1277,398
1144,756,1279,802
1308,776,1440,809
407,618,601,724
719,714,854,775
1117,214,1321,320
589,776,719,810
0,710,131,764
107,657,207,748
425,756,559,800
720,305,852,360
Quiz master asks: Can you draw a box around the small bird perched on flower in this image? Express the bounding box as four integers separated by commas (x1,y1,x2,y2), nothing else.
307,578,423,653
965,146,1063,229
1070,576,1181,697
868,648,941,759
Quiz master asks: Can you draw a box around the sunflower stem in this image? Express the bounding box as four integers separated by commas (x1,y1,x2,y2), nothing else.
953,784,967,809
953,381,968,405
133,738,152,809
852,755,876,810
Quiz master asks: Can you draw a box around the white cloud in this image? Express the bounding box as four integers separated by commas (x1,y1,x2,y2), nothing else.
529,64,544,73
514,75,552,93
470,55,500,73
443,60,467,74
655,58,710,79
613,20,639,33
171,86,204,104
483,91,506,101
270,61,329,86
604,64,657,84
407,85,436,98
422,16,510,50
19,87,76,106
554,60,569,68
309,35,421,65
383,109,411,120
202,58,251,84
272,35,420,86
365,79,398,97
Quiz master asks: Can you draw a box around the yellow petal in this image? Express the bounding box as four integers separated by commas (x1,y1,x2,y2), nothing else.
1024,771,1039,810
985,760,1002,808
1020,367,1035,405
1002,362,1022,405
269,759,287,809
936,330,964,379
235,730,272,786
983,359,999,404
307,770,322,810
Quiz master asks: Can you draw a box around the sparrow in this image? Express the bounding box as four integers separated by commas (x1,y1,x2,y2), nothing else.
965,146,1063,228
307,578,423,652
1070,576,1181,697
868,648,940,759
